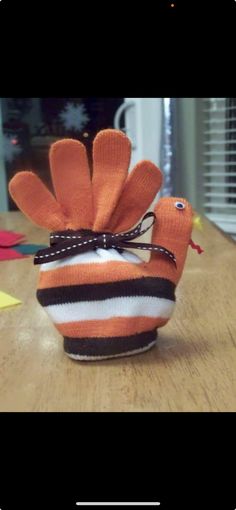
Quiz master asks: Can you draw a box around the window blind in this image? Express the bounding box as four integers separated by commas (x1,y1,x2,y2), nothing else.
202,98,236,236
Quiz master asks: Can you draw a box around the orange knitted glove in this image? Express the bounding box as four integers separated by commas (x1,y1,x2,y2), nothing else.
9,129,193,361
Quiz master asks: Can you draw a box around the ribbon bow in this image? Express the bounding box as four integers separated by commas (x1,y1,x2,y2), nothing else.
34,212,177,266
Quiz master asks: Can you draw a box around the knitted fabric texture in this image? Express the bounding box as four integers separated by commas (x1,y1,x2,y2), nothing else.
9,129,193,361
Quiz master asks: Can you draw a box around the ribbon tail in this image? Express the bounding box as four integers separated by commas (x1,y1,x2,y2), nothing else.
34,238,98,265
119,240,177,267
119,211,156,241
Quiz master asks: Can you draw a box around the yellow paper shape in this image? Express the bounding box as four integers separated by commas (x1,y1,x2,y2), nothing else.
0,290,22,310
193,214,203,231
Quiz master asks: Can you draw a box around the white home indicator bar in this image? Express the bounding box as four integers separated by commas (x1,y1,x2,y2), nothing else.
76,504,160,507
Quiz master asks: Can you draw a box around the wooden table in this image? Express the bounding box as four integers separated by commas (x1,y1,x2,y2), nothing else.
0,211,236,412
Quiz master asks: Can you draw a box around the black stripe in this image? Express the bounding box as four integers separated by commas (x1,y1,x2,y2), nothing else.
37,277,176,307
64,329,157,357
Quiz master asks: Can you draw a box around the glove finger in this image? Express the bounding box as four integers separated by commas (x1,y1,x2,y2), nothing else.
149,197,193,284
9,171,66,231
49,139,93,229
109,160,162,232
92,129,131,230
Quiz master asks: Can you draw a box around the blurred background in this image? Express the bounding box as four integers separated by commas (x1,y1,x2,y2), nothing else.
0,97,236,239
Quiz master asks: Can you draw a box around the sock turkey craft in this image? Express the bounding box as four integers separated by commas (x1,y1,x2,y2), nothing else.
9,129,199,361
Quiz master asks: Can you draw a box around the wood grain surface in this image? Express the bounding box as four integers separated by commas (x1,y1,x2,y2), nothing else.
0,211,236,412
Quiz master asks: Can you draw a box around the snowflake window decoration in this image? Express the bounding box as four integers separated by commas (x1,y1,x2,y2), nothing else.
59,102,90,133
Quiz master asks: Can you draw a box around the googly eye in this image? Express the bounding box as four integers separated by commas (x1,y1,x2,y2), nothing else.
175,201,185,210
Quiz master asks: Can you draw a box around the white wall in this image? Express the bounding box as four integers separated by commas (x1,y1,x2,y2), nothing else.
124,98,162,168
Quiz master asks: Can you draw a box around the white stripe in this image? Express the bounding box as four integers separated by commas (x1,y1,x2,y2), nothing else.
67,340,157,361
45,296,175,324
40,248,142,272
